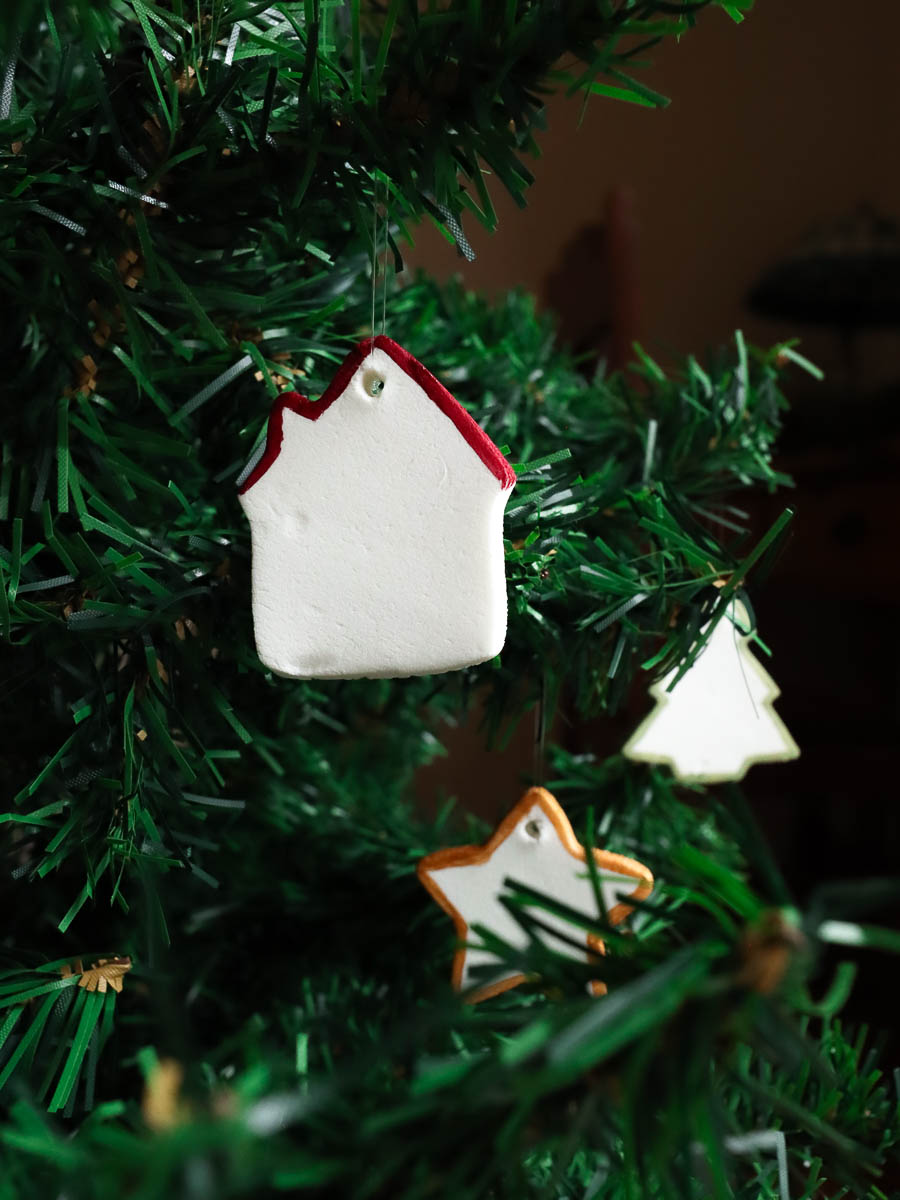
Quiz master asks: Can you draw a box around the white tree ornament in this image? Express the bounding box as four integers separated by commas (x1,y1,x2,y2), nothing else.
417,787,653,1002
238,336,516,679
623,600,799,782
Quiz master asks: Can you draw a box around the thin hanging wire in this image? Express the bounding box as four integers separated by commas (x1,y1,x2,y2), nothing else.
370,171,379,342
381,190,389,336
532,671,547,786
369,171,390,339
730,594,760,718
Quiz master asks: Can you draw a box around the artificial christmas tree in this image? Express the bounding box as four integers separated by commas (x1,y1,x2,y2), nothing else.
1,3,899,1198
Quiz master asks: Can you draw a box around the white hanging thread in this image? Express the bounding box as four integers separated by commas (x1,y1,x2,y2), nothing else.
533,671,546,785
730,595,760,718
370,170,379,339
381,183,389,336
370,170,389,339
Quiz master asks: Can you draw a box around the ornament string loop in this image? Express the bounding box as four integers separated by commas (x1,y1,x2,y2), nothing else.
370,169,379,340
370,169,389,340
533,670,547,785
381,205,389,337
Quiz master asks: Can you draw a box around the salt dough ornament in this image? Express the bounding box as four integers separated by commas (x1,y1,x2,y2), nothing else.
238,336,516,679
623,599,799,782
417,787,652,1002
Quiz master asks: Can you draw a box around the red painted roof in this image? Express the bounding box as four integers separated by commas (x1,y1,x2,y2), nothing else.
238,335,516,495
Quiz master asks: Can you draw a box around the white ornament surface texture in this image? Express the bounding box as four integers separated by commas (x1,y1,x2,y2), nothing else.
419,792,651,997
239,343,514,679
624,601,799,782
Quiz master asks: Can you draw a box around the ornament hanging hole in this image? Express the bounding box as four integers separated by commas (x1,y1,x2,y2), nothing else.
524,819,543,840
363,369,385,398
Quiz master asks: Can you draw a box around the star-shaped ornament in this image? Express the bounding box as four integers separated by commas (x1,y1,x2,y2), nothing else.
417,787,652,1002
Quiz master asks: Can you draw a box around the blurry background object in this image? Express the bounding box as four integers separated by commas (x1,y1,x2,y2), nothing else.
544,186,640,374
748,205,900,333
413,0,900,1045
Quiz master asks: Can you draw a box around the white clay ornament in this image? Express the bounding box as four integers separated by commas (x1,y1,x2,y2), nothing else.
623,599,799,782
239,336,516,679
417,787,653,1002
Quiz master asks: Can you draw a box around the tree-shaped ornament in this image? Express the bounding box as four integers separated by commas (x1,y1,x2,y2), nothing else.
239,336,516,679
623,599,799,782
417,787,652,1002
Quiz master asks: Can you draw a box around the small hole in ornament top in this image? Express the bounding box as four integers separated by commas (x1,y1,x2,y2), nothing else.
363,369,385,397
524,819,543,840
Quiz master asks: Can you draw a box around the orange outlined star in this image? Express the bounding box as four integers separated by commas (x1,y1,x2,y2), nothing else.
417,787,653,1002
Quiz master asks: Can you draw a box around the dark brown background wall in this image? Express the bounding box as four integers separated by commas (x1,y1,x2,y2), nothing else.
409,0,900,1040
413,0,900,388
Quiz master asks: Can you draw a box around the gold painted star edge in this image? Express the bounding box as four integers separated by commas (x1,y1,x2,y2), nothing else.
417,786,653,1003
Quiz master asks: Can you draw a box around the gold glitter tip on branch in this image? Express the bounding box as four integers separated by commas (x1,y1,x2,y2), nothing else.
60,955,132,994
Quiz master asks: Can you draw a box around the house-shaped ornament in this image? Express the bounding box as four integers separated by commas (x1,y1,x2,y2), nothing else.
238,336,516,679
